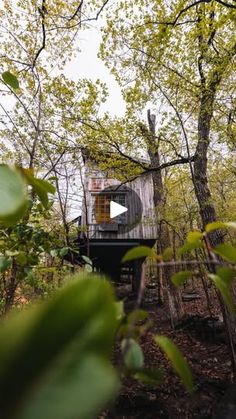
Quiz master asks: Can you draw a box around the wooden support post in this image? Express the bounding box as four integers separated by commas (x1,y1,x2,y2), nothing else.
132,260,142,295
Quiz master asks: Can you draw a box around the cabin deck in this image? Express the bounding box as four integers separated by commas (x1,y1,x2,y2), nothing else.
78,237,155,292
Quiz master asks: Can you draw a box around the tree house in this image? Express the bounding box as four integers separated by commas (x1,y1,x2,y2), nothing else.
78,155,158,292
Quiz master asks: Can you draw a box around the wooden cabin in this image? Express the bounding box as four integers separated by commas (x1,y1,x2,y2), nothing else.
78,154,158,291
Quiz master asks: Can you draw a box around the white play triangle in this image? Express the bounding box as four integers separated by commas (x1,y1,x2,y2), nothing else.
110,200,128,219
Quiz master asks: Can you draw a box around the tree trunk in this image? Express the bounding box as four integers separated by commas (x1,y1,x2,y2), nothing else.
193,88,224,247
4,259,17,313
140,110,184,327
194,76,236,370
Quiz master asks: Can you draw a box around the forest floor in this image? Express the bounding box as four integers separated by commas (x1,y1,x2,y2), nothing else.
104,283,233,419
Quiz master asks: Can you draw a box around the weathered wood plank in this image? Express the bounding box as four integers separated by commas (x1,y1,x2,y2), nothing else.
81,163,158,240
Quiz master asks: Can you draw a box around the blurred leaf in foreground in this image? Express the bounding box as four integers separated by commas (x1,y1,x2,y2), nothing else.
0,165,27,225
155,336,194,393
122,245,157,263
0,273,119,419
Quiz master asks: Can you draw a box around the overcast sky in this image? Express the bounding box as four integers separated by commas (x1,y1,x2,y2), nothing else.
65,24,126,117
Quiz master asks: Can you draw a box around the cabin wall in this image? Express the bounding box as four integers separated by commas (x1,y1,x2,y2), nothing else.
80,164,158,240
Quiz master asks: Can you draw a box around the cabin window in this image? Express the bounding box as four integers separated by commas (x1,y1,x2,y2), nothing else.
90,178,103,191
94,193,127,224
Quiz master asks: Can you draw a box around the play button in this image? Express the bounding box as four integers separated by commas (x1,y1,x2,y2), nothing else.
94,184,142,234
110,201,128,219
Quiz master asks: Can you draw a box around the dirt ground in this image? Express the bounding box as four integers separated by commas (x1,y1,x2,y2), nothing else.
104,283,233,418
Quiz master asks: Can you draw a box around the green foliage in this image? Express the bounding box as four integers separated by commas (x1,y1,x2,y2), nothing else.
177,240,202,256
59,247,69,257
21,354,118,419
0,273,119,419
115,301,125,321
117,308,150,342
162,246,174,261
0,165,56,226
0,164,60,309
0,257,11,273
209,271,235,313
2,71,19,89
216,267,235,286
82,255,93,264
155,336,194,393
118,310,163,386
23,171,56,209
122,339,144,371
172,270,193,287
172,223,236,315
127,309,149,324
214,244,236,263
0,220,59,293
0,165,26,225
133,368,163,386
186,231,203,243
50,247,69,258
205,221,236,233
82,255,94,272
178,230,203,256
122,246,157,263
19,353,118,419
0,1,235,413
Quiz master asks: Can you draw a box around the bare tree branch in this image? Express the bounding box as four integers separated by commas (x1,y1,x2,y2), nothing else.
68,1,84,21
115,156,196,189
80,0,110,23
215,0,236,8
32,0,46,68
43,150,66,179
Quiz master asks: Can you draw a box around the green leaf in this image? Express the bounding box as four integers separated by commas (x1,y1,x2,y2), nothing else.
85,263,93,272
205,221,228,233
0,273,118,419
48,176,58,181
122,246,157,263
162,247,173,261
0,165,26,225
0,257,11,273
186,231,202,243
216,267,235,285
2,71,19,89
82,255,93,265
209,273,235,313
50,249,59,258
205,221,236,233
133,368,163,386
115,301,125,321
177,240,202,256
123,339,144,371
171,270,192,287
16,252,27,266
213,244,236,263
24,174,55,208
127,309,149,324
59,247,69,258
19,354,118,419
1,201,28,227
155,336,194,393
